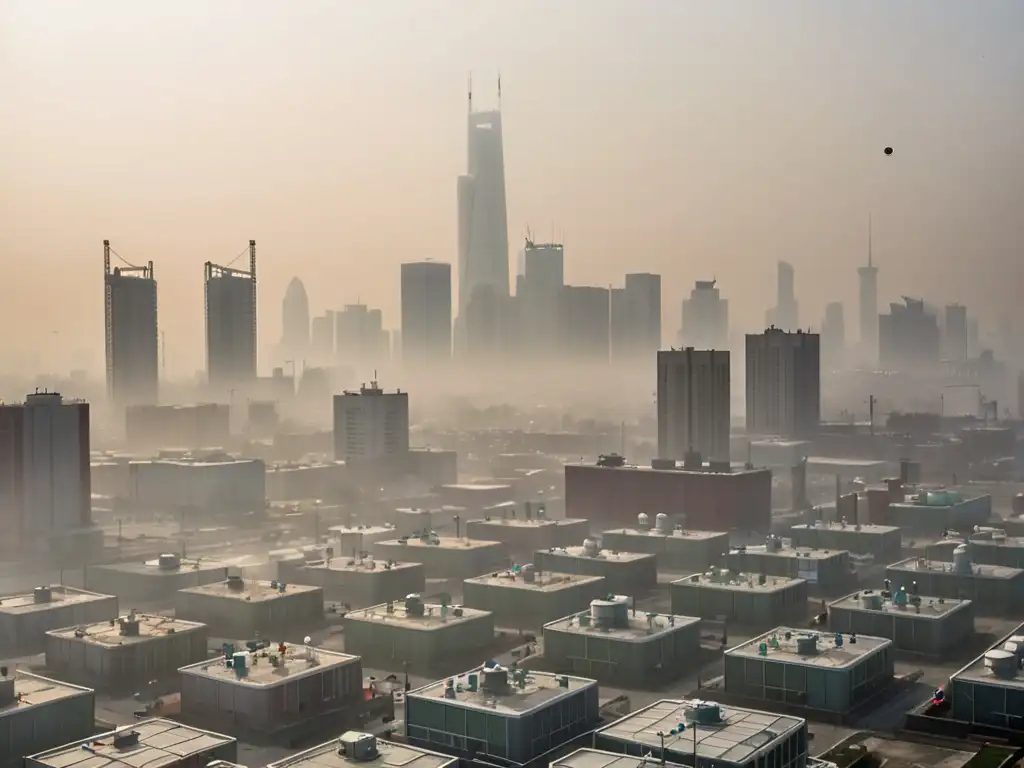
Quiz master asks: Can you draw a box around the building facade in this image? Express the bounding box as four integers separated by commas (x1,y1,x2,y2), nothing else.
401,261,452,364
104,240,158,407
333,382,409,461
680,280,728,350
205,243,257,391
657,348,730,462
745,328,820,438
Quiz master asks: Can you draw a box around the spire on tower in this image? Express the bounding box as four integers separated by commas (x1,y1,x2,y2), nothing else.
867,212,874,268
468,73,473,113
497,72,502,109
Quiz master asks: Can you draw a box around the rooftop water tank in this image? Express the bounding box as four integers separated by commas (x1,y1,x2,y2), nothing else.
984,649,1018,679
590,597,629,628
953,544,972,574
582,539,600,558
33,586,52,604
637,513,650,530
654,513,670,535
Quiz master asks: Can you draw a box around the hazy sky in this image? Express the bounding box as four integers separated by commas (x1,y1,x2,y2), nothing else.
3,1,1023,375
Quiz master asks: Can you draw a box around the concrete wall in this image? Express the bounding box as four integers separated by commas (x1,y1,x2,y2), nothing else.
885,566,1024,615
789,526,902,563
373,541,508,580
300,564,425,606
599,530,729,572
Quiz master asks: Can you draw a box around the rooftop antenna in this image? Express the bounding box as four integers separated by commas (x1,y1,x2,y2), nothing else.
468,73,473,114
497,72,502,110
867,213,873,269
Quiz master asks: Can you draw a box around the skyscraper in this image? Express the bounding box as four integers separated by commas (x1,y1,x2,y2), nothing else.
657,348,730,462
943,303,968,362
766,261,799,330
681,280,729,350
104,240,159,407
624,273,662,358
281,277,310,360
519,240,564,358
401,261,452,364
746,328,820,438
333,380,409,461
205,241,257,391
335,304,389,365
858,217,879,359
559,286,611,362
311,312,335,365
457,79,510,343
878,297,940,371
821,301,846,370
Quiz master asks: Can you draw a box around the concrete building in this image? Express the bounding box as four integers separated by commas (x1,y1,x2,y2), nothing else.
963,533,1024,569
724,628,894,715
727,537,851,595
401,261,452,364
564,462,772,533
328,524,404,558
267,733,457,768
281,276,310,362
879,297,940,371
746,328,820,438
680,280,728,350
464,517,588,556
886,489,991,532
594,699,808,768
858,228,878,362
948,628,1024,731
542,595,701,687
671,572,809,628
820,301,845,371
124,403,230,451
601,515,729,572
406,665,599,768
373,535,507,580
885,554,1024,615
554,750,691,768
657,348,731,462
534,542,657,595
462,568,606,629
179,644,383,746
205,244,257,392
25,720,236,768
827,588,974,657
0,671,96,768
560,285,611,362
789,522,902,564
86,554,228,603
0,585,117,656
45,610,208,691
343,596,495,671
621,273,662,360
128,458,266,513
175,576,324,639
335,304,389,367
943,303,968,362
104,240,158,407
765,261,799,331
300,557,425,606
0,392,92,554
333,381,409,461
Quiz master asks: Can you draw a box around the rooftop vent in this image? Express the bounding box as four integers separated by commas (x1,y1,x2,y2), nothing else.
685,700,723,725
590,596,629,629
597,453,626,468
984,649,1019,679
119,609,141,637
651,458,676,470
0,673,13,707
582,539,601,558
654,513,670,535
113,729,140,749
637,513,650,530
33,586,52,604
158,553,181,571
404,594,425,616
796,635,819,655
481,665,510,693
226,575,245,592
338,732,379,762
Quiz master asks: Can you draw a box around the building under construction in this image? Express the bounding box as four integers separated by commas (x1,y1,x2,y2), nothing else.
205,241,257,391
104,240,158,406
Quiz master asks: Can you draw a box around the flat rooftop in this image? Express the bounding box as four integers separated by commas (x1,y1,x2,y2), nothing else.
806,457,888,469
376,537,503,551
465,571,604,592
346,602,490,630
971,536,1024,548
180,645,358,687
602,528,728,540
673,573,806,592
47,613,205,646
328,525,397,536
830,591,971,619
545,610,700,641
728,628,891,669
888,558,1024,580
597,699,804,764
442,484,511,491
952,650,1024,691
179,579,322,602
569,463,768,476
0,585,113,615
409,667,596,716
470,518,583,529
731,545,846,561
268,736,456,768
543,547,654,563
26,719,234,768
553,749,688,768
305,559,422,574
792,523,900,535
91,557,226,576
0,671,92,716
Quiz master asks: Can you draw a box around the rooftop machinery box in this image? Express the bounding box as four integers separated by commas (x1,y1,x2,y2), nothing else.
534,540,657,595
462,567,606,629
600,514,729,572
0,585,117,656
266,732,458,768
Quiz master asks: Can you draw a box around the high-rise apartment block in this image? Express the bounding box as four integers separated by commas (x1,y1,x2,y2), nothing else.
943,303,968,362
657,349,730,461
879,298,940,371
821,301,845,370
332,381,409,461
281,277,310,361
765,261,799,331
560,286,610,362
0,393,91,550
518,240,564,358
746,329,820,438
681,280,729,350
205,241,257,391
104,240,158,406
401,261,452,364
336,304,389,366
858,217,879,361
612,274,662,361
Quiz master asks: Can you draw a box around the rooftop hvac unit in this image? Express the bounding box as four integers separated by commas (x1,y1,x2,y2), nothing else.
33,586,52,604
597,453,626,468
984,649,1018,679
338,732,379,761
651,458,676,470
158,553,181,571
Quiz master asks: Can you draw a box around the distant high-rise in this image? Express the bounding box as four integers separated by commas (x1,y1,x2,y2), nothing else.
311,312,335,364
821,301,846,370
766,261,799,330
205,241,257,391
457,79,510,345
519,240,564,357
281,277,310,360
879,297,940,371
657,348,730,462
560,286,610,362
943,303,968,362
0,392,91,550
746,328,820,438
858,216,879,359
333,380,409,461
623,273,662,359
336,304,389,365
104,240,158,406
681,280,729,350
401,261,452,364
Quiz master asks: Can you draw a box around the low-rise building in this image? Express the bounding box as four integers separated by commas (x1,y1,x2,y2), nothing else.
465,517,589,556
25,720,237,768
948,627,1024,731
44,610,208,691
727,537,851,595
594,699,808,768
534,542,657,595
724,628,894,715
406,665,600,768
789,521,902,564
600,515,729,572
329,524,403,558
0,585,117,656
828,587,974,657
542,596,701,687
267,732,457,768
0,671,96,768
175,576,324,639
373,535,507,580
462,568,606,629
886,552,1024,615
86,554,227,602
671,572,809,627
344,595,495,671
299,557,425,606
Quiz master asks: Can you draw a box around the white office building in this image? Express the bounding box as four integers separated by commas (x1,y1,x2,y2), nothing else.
333,381,409,461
